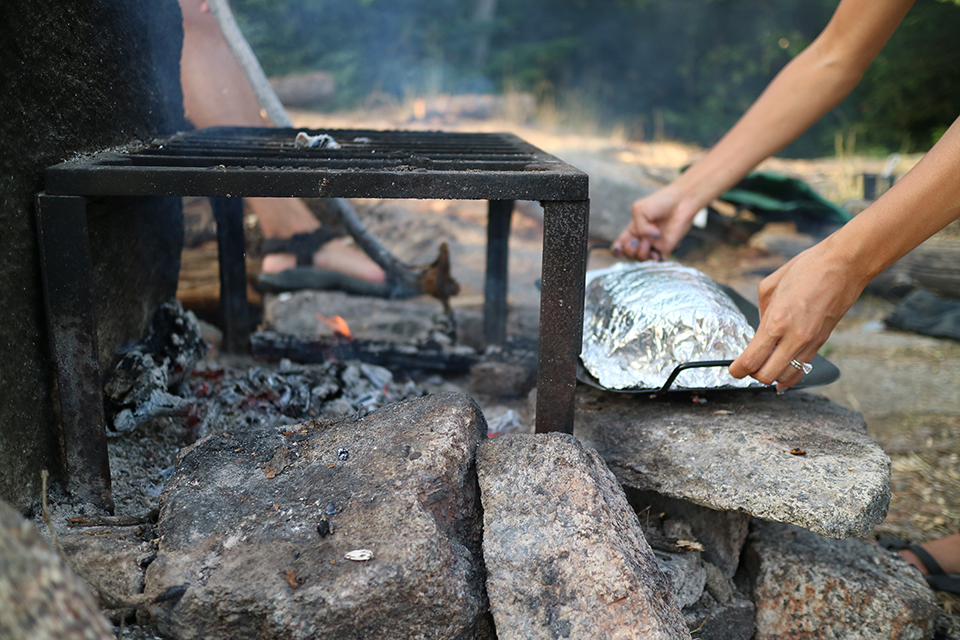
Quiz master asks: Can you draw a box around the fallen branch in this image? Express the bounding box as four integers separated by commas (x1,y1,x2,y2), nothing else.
329,199,459,308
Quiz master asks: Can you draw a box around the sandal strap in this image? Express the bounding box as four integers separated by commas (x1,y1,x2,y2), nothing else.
262,228,341,267
909,544,946,575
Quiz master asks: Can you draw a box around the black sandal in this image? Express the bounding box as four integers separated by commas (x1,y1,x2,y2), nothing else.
261,228,341,268
879,538,960,594
257,229,414,298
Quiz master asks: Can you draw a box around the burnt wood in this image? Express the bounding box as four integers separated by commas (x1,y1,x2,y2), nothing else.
250,331,480,373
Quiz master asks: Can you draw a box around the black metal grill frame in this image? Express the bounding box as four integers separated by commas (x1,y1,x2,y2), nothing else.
45,127,587,200
38,126,590,509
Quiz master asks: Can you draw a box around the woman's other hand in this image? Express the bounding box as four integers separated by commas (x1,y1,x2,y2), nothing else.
611,187,701,261
729,235,866,390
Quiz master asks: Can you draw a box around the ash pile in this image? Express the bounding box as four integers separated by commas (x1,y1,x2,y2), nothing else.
102,299,428,515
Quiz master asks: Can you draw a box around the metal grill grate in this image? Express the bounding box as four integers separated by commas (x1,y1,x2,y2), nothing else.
38,125,590,509
45,127,586,200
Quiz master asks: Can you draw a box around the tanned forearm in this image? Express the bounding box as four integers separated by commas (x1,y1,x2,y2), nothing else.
829,115,960,288
667,0,915,216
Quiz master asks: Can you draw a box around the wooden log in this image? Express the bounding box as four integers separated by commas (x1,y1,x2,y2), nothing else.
897,242,960,299
869,241,960,299
250,330,479,373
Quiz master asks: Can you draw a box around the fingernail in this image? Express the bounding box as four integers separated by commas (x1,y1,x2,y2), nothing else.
629,238,639,249
649,230,661,238
776,384,785,396
611,245,621,256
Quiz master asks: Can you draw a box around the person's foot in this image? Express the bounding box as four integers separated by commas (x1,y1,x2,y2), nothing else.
898,533,960,575
260,237,386,284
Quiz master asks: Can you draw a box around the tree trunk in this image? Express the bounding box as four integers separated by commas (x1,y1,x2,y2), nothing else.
472,0,498,72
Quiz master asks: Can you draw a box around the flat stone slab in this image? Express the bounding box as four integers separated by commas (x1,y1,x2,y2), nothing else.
575,388,890,538
478,433,691,640
143,391,491,640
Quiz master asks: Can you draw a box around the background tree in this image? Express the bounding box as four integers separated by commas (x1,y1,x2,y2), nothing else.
231,0,960,157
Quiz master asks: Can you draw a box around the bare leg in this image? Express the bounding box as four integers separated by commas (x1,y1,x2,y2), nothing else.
251,199,385,282
899,533,960,575
178,0,385,283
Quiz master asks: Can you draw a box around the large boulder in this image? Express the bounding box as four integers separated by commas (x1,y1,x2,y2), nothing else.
0,0,185,509
746,520,939,639
575,388,890,538
0,498,114,640
478,432,691,640
142,391,491,640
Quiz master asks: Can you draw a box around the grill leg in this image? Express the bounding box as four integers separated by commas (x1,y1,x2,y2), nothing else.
211,197,249,353
483,199,514,346
35,194,114,512
535,200,589,434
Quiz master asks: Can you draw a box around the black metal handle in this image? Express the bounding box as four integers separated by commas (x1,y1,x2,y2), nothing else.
588,242,662,261
656,360,735,396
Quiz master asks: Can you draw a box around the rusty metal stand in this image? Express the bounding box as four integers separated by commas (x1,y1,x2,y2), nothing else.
210,196,250,353
39,127,590,503
483,199,515,346
35,194,114,512
535,200,590,434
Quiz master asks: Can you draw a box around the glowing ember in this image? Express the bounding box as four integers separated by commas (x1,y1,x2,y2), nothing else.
317,314,352,340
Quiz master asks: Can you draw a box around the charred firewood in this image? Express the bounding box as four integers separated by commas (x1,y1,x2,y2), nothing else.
328,198,460,308
250,330,479,373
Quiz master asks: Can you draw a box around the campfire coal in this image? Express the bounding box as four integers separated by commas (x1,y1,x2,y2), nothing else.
105,301,426,442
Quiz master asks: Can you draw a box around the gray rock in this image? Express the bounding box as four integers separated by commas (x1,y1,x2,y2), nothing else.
626,489,751,578
575,388,890,538
746,520,939,639
681,561,756,640
682,590,755,640
142,392,491,640
478,433,691,640
0,499,114,640
264,289,448,342
59,527,154,618
701,562,733,605
469,360,535,399
653,549,706,610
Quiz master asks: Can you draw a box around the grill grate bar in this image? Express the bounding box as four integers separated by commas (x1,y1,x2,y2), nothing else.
118,155,542,172
151,128,533,153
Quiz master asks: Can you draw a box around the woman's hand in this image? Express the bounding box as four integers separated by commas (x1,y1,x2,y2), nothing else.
611,187,701,261
729,236,866,390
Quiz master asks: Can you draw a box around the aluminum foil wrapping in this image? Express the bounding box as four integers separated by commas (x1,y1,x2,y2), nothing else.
580,262,758,390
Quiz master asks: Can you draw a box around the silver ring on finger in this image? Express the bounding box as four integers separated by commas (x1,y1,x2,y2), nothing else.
789,359,813,375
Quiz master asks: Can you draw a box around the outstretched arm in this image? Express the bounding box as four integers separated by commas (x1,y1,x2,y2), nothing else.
612,0,916,260
730,114,960,389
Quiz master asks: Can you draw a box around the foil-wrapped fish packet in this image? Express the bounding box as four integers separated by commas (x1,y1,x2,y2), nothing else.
580,262,759,390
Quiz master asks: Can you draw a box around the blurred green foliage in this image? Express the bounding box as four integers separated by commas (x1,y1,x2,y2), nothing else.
232,0,960,157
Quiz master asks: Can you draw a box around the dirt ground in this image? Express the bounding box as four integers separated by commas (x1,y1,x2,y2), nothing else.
177,108,960,613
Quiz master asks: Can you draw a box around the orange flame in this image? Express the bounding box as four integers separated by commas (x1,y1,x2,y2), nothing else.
317,314,352,340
